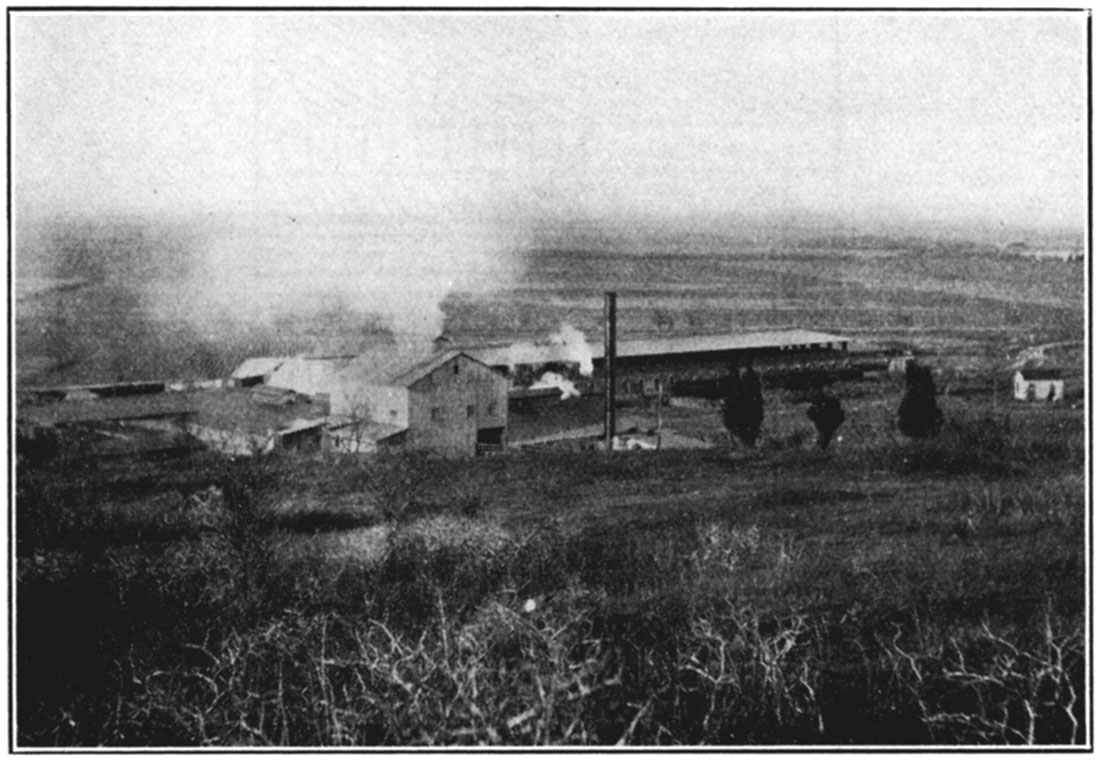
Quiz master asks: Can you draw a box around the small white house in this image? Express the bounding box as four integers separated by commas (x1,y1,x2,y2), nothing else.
1013,368,1064,402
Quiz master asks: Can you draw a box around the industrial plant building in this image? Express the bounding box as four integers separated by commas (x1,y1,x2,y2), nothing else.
460,328,852,397
328,349,509,456
19,324,852,459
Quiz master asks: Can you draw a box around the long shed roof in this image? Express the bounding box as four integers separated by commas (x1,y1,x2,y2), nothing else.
603,329,850,359
18,393,201,425
467,329,850,368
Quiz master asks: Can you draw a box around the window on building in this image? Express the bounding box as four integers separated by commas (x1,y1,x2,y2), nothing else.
454,363,460,375
467,404,476,418
487,402,497,415
431,407,443,421
390,409,397,418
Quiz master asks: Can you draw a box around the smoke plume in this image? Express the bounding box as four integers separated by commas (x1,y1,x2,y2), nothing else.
530,371,580,400
549,324,594,376
505,324,595,378
144,212,526,349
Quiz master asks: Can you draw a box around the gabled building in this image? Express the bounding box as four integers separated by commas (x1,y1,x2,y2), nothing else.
267,355,352,399
230,357,287,388
330,348,509,456
185,389,329,456
1013,368,1064,402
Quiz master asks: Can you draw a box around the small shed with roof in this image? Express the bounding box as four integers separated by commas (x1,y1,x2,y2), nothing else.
230,357,287,388
1013,368,1064,402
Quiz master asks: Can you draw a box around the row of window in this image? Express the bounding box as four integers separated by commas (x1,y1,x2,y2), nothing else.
619,378,665,394
430,402,498,421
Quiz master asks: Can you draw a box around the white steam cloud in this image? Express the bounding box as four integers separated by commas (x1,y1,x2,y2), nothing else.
504,324,595,377
530,371,580,400
550,324,594,377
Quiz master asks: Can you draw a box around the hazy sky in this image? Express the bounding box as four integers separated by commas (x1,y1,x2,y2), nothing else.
12,11,1087,229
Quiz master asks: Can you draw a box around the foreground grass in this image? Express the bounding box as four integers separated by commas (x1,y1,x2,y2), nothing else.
16,404,1086,746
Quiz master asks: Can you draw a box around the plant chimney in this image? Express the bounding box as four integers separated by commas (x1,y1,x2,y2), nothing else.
604,291,617,451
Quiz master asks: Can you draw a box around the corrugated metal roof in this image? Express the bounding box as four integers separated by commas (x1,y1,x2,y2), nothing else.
603,329,850,359
467,329,850,368
231,357,287,380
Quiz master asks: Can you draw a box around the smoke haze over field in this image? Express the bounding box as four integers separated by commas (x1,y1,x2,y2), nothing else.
142,213,528,341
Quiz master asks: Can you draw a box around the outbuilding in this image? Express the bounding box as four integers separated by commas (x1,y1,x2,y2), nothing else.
229,357,286,388
1013,368,1064,402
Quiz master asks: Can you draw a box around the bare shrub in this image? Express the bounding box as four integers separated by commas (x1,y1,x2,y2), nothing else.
887,615,1084,744
378,516,516,626
674,610,822,743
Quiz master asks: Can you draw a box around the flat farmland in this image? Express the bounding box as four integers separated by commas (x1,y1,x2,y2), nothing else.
446,245,1084,358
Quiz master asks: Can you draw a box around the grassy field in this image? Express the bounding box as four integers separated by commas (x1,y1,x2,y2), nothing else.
15,220,1087,746
16,380,1086,746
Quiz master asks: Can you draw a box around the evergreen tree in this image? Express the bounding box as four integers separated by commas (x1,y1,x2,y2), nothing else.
722,364,765,447
897,361,943,438
807,388,845,450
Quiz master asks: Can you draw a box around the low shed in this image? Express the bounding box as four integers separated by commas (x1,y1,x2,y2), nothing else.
1013,368,1064,402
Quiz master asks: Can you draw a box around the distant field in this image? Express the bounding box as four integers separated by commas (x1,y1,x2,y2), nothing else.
15,219,1084,388
449,246,1083,363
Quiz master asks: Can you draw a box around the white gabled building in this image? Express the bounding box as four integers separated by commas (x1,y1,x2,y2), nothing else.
1013,368,1064,402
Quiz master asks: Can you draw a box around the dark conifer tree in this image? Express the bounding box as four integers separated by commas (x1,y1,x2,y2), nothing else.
897,361,943,438
722,363,765,448
721,366,742,437
807,388,845,450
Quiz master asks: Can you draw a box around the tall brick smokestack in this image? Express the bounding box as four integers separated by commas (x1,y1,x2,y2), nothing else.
604,291,617,451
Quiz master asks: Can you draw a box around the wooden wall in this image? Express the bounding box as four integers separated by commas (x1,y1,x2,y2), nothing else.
406,355,509,456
